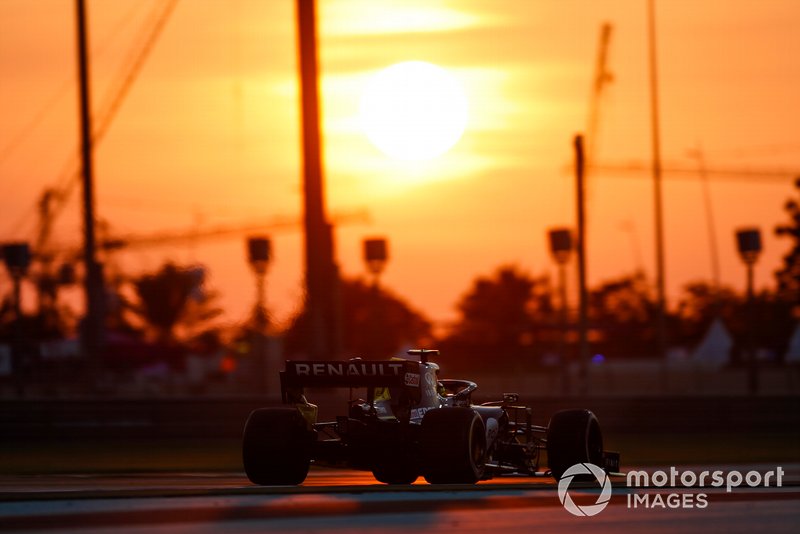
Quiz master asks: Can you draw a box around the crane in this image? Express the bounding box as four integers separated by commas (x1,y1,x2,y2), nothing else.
585,22,614,171
35,0,180,260
29,208,368,335
96,210,369,254
24,0,179,324
589,161,799,182
43,209,371,270
687,147,721,293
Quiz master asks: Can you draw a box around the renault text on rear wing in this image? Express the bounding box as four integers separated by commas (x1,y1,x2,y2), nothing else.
280,360,421,390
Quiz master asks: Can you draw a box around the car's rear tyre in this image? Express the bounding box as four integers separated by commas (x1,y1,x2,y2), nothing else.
546,409,603,480
372,455,419,485
242,407,313,485
420,408,486,484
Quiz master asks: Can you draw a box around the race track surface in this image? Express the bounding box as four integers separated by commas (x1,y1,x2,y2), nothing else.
2,465,799,533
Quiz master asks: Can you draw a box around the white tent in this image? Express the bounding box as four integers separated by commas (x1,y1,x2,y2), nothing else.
691,318,733,368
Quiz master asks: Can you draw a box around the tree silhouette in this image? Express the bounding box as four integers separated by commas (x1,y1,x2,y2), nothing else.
588,272,659,357
775,177,800,307
283,277,432,359
439,266,555,372
127,263,221,344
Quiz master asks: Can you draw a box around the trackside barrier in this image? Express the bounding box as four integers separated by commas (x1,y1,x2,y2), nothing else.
0,396,798,439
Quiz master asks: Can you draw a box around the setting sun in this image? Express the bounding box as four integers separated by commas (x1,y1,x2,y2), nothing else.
359,61,468,161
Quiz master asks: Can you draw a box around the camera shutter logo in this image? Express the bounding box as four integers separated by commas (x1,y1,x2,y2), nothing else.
557,463,613,516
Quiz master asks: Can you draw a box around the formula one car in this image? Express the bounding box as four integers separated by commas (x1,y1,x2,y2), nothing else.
242,349,619,485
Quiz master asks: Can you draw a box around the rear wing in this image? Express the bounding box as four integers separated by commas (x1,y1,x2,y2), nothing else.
280,360,422,402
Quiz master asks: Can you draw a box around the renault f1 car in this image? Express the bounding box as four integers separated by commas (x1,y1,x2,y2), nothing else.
242,349,619,485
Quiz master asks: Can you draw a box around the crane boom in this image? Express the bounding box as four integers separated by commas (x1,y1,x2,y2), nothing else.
585,22,613,169
47,210,371,258
589,161,799,182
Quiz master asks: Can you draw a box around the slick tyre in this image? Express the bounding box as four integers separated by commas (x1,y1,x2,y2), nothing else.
372,455,419,485
242,407,312,485
420,408,486,484
546,409,603,480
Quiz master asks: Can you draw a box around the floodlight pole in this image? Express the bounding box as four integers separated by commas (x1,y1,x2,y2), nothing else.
247,236,271,332
736,228,762,395
246,236,271,392
363,238,388,358
548,228,573,395
575,135,589,396
746,261,756,392
648,0,668,375
297,0,339,358
76,0,105,376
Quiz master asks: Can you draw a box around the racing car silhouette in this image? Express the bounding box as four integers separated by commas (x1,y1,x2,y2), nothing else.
243,349,619,485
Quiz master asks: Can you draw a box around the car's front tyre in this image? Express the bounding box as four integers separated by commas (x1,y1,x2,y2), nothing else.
546,409,603,479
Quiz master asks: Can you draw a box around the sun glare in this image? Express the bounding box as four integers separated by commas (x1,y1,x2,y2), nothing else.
359,61,468,162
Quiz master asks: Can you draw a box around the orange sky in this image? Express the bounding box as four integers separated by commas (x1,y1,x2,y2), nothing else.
1,0,799,331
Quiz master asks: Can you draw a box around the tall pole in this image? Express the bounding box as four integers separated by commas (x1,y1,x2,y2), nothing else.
736,228,761,395
547,228,573,395
76,0,104,374
296,0,337,358
648,0,668,367
247,236,271,332
557,262,570,395
575,135,589,396
746,263,757,394
364,238,388,359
